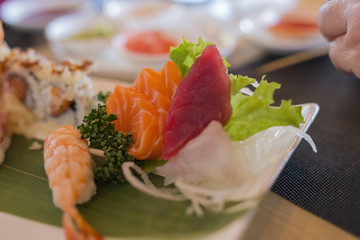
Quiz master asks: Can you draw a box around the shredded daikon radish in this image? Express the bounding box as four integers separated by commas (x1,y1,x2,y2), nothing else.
122,162,186,202
122,121,317,216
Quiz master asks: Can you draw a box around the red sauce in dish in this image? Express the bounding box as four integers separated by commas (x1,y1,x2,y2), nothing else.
269,20,319,38
124,31,177,54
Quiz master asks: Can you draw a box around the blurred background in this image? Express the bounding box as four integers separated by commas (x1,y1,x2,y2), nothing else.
0,0,327,81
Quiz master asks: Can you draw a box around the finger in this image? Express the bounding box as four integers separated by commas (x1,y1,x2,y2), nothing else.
318,0,347,41
329,34,360,78
328,35,350,73
342,2,360,47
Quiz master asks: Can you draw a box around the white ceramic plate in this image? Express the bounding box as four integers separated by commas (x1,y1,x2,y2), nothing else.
239,8,328,54
0,77,319,240
45,3,245,81
0,0,88,31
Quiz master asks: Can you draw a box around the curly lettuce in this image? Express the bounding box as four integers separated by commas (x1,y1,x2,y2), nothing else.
170,37,230,77
225,75,303,141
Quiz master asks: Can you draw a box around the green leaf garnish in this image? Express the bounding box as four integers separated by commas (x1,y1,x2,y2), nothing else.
78,104,136,184
224,76,304,141
169,37,212,77
97,91,111,103
229,74,256,96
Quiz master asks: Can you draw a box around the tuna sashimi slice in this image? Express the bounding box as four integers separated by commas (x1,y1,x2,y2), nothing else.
162,45,232,160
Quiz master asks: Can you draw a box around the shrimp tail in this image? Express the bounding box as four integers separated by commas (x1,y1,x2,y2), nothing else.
63,210,104,240
63,214,81,240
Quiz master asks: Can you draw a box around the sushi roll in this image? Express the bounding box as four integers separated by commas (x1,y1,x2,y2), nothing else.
0,44,98,139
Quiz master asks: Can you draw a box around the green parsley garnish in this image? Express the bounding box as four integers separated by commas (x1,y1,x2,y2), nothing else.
78,104,136,184
97,91,111,103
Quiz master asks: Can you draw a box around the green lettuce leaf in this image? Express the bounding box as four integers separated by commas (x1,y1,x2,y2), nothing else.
229,74,256,96
224,77,304,141
141,160,167,174
170,37,230,77
169,37,213,77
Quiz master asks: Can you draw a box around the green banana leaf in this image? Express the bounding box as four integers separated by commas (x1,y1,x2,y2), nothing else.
0,134,247,239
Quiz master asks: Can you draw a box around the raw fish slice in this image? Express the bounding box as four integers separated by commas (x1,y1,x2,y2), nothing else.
163,45,232,160
134,68,166,100
134,69,170,111
160,61,182,99
134,61,181,102
107,85,160,160
133,68,172,113
132,65,179,160
106,61,182,160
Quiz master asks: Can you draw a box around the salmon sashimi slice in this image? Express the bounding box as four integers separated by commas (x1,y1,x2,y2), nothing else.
133,68,171,111
133,68,165,99
106,61,182,160
160,61,182,99
132,68,174,160
107,85,160,160
133,61,181,101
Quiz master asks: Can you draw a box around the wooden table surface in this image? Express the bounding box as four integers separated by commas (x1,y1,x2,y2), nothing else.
243,192,358,240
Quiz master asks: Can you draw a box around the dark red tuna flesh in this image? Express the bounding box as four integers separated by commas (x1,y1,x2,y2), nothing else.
162,45,232,160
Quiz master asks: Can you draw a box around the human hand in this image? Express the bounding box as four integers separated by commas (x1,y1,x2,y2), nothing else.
318,0,360,78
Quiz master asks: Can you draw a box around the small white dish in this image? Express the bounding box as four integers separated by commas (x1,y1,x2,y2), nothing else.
239,8,328,54
45,11,118,58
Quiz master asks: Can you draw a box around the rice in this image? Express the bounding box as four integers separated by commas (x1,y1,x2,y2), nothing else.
0,44,98,140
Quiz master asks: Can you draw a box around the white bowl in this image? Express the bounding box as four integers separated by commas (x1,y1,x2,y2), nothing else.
45,11,118,58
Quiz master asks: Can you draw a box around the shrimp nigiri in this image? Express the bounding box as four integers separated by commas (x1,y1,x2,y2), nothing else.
44,126,103,240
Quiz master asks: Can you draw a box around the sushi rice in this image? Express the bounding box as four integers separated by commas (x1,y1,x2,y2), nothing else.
0,43,97,140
